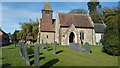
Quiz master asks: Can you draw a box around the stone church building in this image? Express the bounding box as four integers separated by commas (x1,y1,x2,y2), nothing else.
39,2,96,45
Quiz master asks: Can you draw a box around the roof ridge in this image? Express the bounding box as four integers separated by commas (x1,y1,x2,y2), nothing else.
58,12,88,15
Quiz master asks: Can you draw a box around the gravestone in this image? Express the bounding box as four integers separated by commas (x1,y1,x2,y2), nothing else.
99,43,103,51
69,43,82,52
23,45,30,65
42,41,44,49
19,42,30,65
21,43,25,59
84,42,90,54
19,43,22,57
34,44,40,67
46,42,49,51
53,42,56,54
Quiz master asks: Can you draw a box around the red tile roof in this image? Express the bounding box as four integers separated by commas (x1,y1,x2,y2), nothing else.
58,13,94,27
40,19,55,32
40,13,94,32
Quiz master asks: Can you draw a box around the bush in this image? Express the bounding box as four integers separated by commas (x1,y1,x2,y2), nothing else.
101,14,120,56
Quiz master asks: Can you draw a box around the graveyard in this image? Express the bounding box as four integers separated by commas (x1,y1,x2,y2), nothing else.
1,43,118,67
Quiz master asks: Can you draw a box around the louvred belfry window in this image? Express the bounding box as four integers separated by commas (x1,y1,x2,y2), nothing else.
45,11,49,14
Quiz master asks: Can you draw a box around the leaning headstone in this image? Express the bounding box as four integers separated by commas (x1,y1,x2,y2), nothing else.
34,44,40,67
84,42,90,54
69,43,82,52
19,43,22,57
53,42,56,54
21,43,25,59
46,42,49,51
23,45,30,65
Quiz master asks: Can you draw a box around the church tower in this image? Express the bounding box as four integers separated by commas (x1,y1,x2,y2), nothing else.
41,2,53,27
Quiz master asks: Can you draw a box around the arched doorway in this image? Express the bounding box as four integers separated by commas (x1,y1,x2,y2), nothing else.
69,32,75,43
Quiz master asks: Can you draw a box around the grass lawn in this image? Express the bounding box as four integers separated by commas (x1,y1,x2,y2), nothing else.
0,44,118,67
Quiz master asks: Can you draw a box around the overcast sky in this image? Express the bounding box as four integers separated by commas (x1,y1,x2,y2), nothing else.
1,2,119,34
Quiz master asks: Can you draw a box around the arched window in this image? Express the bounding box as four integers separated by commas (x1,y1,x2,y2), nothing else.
80,31,84,40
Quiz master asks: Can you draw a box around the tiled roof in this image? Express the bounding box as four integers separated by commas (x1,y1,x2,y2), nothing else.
0,29,8,36
58,13,94,28
94,24,105,33
40,19,55,32
43,2,52,11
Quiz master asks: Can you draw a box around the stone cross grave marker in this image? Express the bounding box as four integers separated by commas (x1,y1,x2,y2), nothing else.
53,42,56,54
84,42,90,54
34,44,40,67
46,42,49,51
69,43,83,52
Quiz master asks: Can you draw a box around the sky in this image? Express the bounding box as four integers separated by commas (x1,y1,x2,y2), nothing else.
1,2,119,34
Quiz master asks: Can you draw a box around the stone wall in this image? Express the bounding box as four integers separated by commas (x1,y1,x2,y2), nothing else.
40,32,55,44
60,26,96,45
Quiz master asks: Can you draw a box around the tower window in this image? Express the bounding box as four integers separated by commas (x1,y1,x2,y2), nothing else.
45,11,49,14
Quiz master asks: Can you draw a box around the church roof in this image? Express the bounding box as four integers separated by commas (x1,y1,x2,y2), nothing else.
40,19,55,32
0,29,8,36
43,2,52,11
58,13,94,28
94,24,105,33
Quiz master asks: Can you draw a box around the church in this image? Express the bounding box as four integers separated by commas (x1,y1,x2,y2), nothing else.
39,2,96,45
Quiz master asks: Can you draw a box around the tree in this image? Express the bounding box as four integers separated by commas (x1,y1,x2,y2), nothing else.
18,19,39,43
87,0,103,23
101,7,120,56
69,9,88,14
11,30,19,47
87,0,102,13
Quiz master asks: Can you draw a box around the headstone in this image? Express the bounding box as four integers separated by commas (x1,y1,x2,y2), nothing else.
84,42,90,54
42,41,44,49
23,45,30,65
99,43,103,51
46,42,49,51
34,44,40,67
19,43,22,57
53,42,56,54
21,43,25,59
18,42,30,65
69,43,83,52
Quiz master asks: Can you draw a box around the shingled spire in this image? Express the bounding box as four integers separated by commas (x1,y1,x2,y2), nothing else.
43,2,52,11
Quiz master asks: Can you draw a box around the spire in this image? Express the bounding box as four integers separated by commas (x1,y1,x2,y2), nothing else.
43,2,52,11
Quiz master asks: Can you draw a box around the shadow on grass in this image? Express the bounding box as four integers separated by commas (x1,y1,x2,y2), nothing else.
41,59,59,68
1,43,13,47
30,57,45,65
48,48,53,51
1,63,11,68
56,50,63,54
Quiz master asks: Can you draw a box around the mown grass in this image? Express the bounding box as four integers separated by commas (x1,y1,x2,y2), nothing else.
1,44,118,67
